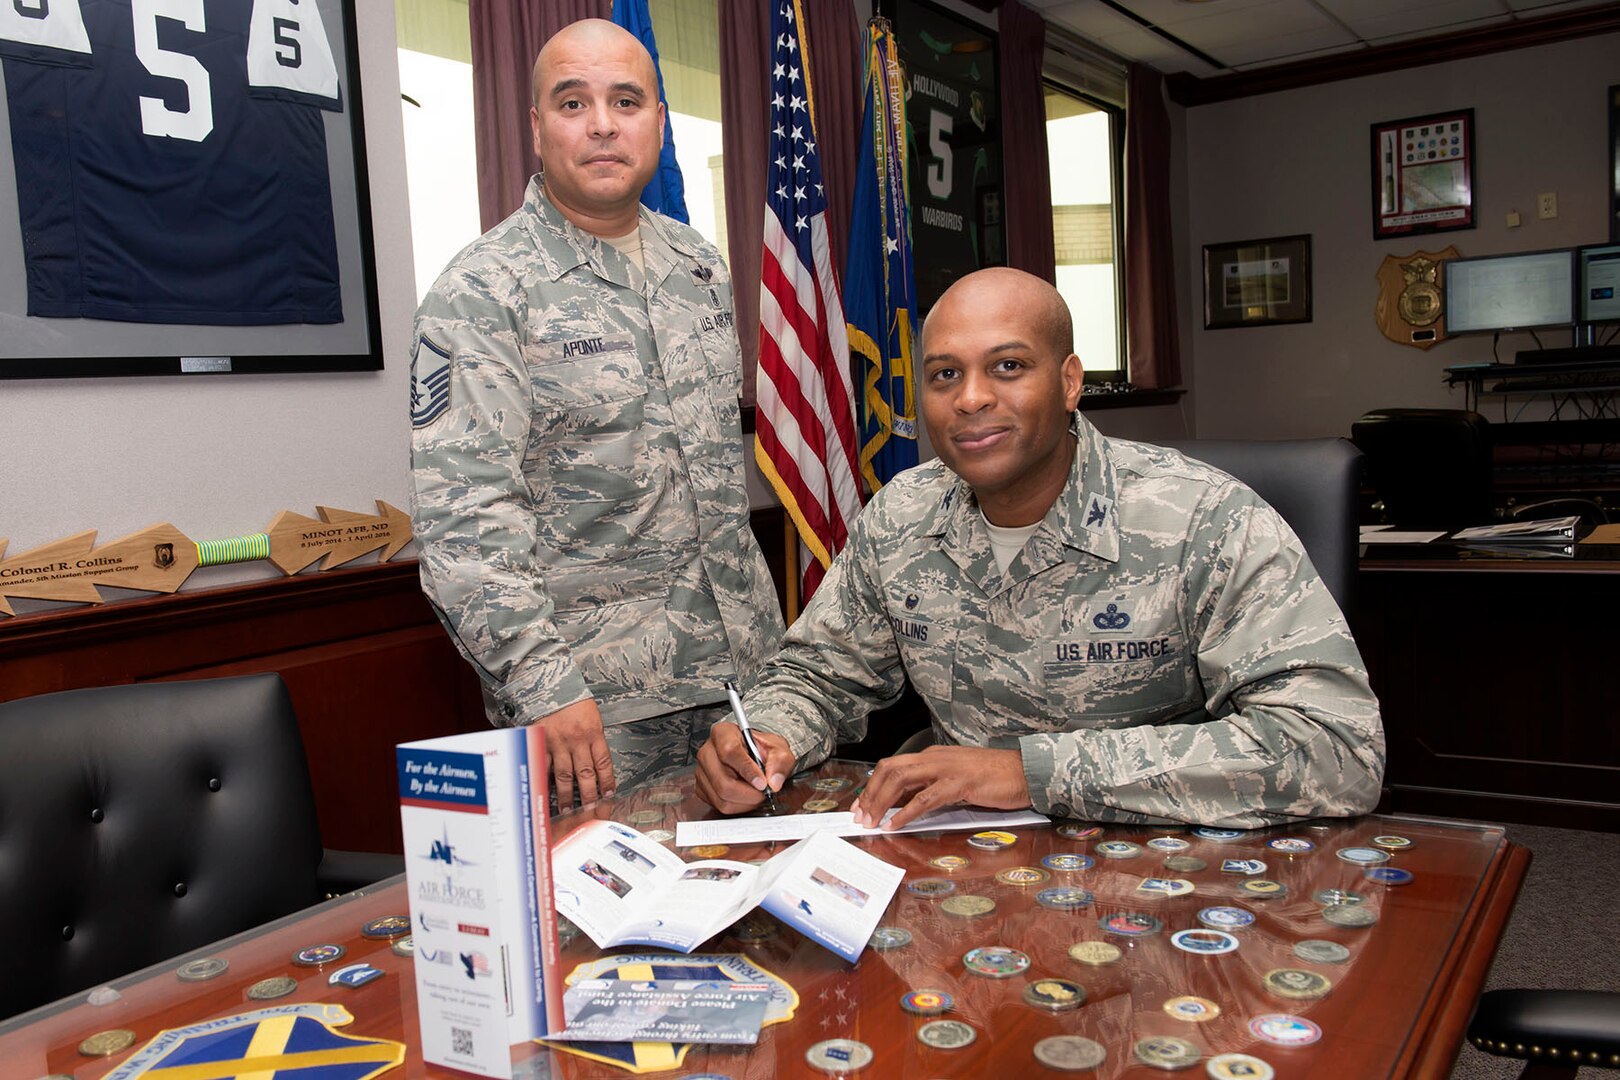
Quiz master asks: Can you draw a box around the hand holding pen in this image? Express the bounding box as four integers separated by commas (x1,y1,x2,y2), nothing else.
724,680,781,815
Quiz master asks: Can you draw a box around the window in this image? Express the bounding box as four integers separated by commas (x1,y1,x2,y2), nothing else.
1045,82,1125,379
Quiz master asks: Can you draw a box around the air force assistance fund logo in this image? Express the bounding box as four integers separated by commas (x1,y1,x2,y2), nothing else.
413,823,486,910
104,1003,403,1080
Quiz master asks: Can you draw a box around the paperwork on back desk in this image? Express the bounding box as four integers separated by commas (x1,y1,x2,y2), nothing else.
674,806,1050,847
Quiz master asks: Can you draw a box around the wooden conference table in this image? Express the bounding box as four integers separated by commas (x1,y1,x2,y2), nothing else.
1,760,1527,1079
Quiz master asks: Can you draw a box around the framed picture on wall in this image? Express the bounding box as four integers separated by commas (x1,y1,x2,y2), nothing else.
1371,109,1475,241
1609,84,1619,243
0,0,382,378
1202,234,1312,330
886,0,1003,314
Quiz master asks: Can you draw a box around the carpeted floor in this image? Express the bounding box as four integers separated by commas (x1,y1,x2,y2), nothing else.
1444,821,1620,1079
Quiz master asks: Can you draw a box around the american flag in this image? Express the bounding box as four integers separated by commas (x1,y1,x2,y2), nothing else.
753,0,862,605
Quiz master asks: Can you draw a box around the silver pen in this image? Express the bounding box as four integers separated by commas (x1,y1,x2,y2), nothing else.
724,680,780,814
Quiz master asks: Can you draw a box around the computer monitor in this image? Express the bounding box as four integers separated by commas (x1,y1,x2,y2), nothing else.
1578,243,1620,323
1444,249,1575,334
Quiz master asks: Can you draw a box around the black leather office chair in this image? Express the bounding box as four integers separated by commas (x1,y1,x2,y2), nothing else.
892,437,1364,757
0,673,402,1020
1467,989,1620,1077
1350,408,1495,530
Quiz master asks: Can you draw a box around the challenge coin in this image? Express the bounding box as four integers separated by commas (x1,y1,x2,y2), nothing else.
328,962,383,988
627,809,664,826
78,1029,136,1057
1069,940,1122,966
1192,827,1246,842
647,790,685,804
931,855,971,871
1171,929,1239,955
1220,858,1267,875
1322,902,1378,928
1103,911,1163,937
1294,939,1351,964
1164,855,1208,873
907,877,957,898
1035,1035,1107,1071
176,956,229,982
1313,888,1364,906
1023,978,1087,1011
1263,968,1333,1000
1365,867,1415,886
802,798,840,812
1147,836,1192,853
1043,853,1095,872
1056,824,1103,840
1249,1013,1323,1046
1135,1035,1202,1070
1097,840,1141,859
1197,906,1255,931
1037,886,1095,911
963,946,1030,978
812,777,853,792
900,989,953,1016
918,1019,976,1049
247,975,298,1000
292,943,346,967
870,926,913,951
1207,1053,1274,1079
1371,835,1413,851
1164,995,1221,1022
967,830,1017,850
942,895,996,919
1238,879,1287,900
996,866,1051,887
1336,846,1389,866
391,936,416,957
691,844,730,859
1266,837,1315,854
645,829,675,843
1137,877,1195,897
806,1039,873,1073
361,915,411,939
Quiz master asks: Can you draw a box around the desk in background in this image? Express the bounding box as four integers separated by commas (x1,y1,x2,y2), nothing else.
0,761,1526,1079
1358,542,1620,832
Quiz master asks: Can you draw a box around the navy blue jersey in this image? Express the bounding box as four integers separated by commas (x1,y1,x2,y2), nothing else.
0,0,345,325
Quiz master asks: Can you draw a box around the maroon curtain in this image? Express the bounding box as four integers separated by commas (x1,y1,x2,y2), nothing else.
997,0,1056,283
1124,64,1181,389
469,0,607,234
719,0,859,403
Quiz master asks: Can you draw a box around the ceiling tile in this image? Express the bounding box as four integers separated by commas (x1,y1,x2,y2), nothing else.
1169,1,1348,49
1364,12,1513,43
1326,0,1510,39
1211,24,1364,65
1227,38,1368,70
1040,1,1146,40
1107,0,1281,29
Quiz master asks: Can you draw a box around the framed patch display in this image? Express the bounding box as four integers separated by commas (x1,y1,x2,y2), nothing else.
1202,234,1312,330
1371,109,1474,241
888,0,1002,313
0,0,381,377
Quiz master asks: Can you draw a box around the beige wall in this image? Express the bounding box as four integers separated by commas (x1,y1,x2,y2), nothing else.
1179,32,1618,439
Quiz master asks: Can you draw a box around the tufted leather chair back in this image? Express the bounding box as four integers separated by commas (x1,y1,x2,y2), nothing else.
1161,438,1363,622
0,673,325,1020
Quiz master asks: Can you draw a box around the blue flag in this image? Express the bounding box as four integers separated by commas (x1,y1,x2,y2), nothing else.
844,19,918,491
611,0,688,222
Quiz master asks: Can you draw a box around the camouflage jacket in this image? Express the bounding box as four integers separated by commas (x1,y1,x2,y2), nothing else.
410,180,784,727
746,414,1385,827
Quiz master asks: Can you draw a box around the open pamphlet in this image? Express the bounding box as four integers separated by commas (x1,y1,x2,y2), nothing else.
551,820,904,963
1452,515,1583,542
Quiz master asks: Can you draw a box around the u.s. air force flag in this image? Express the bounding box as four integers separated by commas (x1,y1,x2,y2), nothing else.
845,17,919,492
105,1003,403,1080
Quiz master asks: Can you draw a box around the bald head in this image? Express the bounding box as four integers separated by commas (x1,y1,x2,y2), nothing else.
532,19,655,108
925,267,1074,363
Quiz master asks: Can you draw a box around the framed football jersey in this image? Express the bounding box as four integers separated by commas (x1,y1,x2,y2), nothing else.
0,0,381,376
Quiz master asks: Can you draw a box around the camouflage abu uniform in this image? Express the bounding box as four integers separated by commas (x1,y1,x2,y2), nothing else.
410,180,784,772
745,413,1385,828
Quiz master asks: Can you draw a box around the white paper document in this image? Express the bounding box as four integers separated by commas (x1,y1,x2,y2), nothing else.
550,820,904,963
673,806,1050,848
1358,530,1446,544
